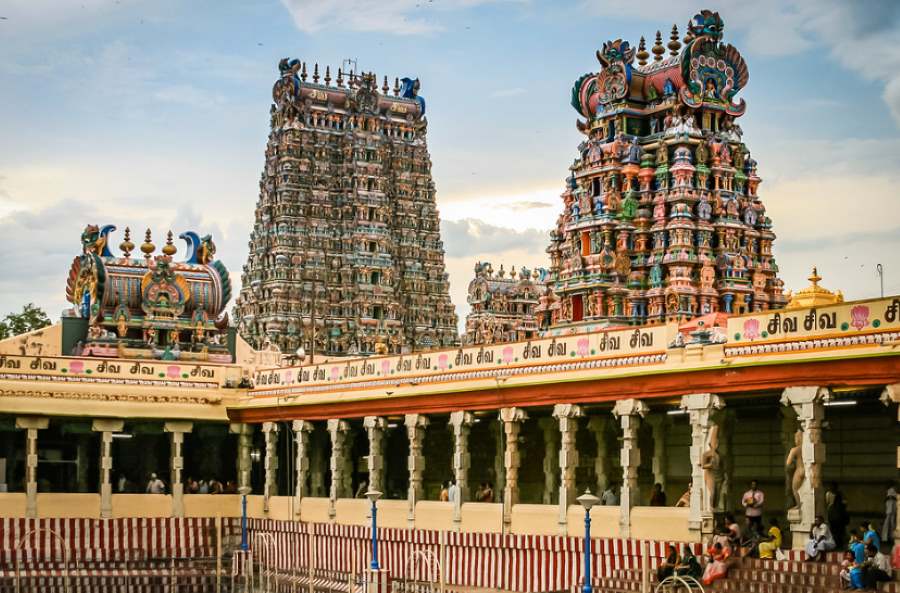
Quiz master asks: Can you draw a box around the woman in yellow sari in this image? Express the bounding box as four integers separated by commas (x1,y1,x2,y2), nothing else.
758,517,782,559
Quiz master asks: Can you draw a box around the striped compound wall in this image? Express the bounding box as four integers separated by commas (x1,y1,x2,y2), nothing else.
244,519,703,593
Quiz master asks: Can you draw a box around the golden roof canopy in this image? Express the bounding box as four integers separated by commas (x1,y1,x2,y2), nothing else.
784,267,843,310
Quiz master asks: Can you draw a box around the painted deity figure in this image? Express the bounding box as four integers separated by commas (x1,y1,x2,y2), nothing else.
697,194,712,220
623,136,642,164
785,429,805,511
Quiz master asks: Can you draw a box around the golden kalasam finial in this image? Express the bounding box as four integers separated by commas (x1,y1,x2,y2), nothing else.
324,65,331,86
312,63,319,83
300,61,308,82
336,67,344,87
637,37,649,66
652,30,665,62
382,75,389,94
668,24,682,55
140,228,155,258
162,230,177,256
809,266,821,286
683,20,693,45
119,226,135,258
393,77,400,96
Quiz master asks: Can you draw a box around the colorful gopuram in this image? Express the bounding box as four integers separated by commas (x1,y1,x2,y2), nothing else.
462,262,542,345
543,10,786,331
62,224,235,362
234,60,458,357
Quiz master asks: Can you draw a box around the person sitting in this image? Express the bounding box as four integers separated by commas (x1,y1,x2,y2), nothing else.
839,550,862,590
861,543,892,590
725,513,743,553
806,515,836,561
862,521,881,551
674,485,691,508
675,545,701,580
757,517,782,559
849,530,867,565
655,544,679,582
649,483,667,506
701,542,731,586
480,482,494,502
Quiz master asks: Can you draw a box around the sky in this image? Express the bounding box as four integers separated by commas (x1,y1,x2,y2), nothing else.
1,0,899,329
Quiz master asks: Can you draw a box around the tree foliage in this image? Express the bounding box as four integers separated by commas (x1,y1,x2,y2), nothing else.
0,303,52,340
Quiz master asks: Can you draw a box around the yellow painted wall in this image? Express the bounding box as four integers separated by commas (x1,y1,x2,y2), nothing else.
630,507,696,542
373,500,409,529
36,493,100,518
335,498,368,525
299,497,331,523
566,504,621,538
183,494,242,518
511,504,560,535
414,501,454,531
460,502,503,534
0,493,27,517
111,494,172,518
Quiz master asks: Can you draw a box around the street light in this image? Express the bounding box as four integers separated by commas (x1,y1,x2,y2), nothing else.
365,489,383,570
239,486,251,551
577,489,600,593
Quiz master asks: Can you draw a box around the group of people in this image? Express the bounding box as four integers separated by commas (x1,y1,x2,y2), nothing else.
185,476,237,494
840,524,894,590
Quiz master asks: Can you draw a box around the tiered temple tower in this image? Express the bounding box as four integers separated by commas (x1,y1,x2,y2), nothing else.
541,11,786,330
235,60,458,356
462,262,541,345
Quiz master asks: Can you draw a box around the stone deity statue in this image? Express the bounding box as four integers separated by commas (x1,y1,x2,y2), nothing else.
700,424,723,512
785,429,805,511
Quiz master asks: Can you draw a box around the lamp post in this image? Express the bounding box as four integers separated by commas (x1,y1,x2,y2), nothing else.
366,489,383,570
577,489,600,593
239,486,252,551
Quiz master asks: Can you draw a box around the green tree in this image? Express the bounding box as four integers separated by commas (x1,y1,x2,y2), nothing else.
0,303,52,340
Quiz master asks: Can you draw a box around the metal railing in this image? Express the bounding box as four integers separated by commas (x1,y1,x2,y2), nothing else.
15,527,71,593
654,574,704,593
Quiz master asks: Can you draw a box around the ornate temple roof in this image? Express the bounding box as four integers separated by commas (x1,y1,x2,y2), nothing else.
784,268,844,310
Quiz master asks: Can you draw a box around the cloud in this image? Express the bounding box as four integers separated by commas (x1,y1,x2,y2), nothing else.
279,0,513,35
441,218,547,258
508,200,553,211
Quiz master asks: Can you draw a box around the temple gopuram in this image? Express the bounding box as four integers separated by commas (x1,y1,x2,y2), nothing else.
0,11,898,593
234,61,458,357
462,262,542,345
542,10,786,332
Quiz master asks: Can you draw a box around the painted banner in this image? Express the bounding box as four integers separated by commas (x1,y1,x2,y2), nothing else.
253,324,668,391
0,354,237,385
728,296,900,344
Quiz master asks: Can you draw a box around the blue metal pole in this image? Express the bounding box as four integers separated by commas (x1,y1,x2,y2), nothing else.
582,507,592,593
241,494,248,551
370,499,379,570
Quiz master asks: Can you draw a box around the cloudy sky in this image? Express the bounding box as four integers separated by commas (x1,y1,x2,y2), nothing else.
2,0,899,329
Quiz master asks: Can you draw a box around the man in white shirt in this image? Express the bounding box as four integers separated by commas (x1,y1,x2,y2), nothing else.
805,515,835,561
862,543,892,589
741,480,765,534
601,483,619,506
146,473,165,494
447,479,459,504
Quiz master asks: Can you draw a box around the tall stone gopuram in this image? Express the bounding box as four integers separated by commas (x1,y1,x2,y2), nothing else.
541,11,786,330
235,61,458,356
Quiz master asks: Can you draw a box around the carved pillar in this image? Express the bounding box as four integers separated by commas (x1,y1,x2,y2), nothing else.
553,404,582,530
363,416,387,493
449,411,474,527
882,384,900,541
500,407,528,528
18,417,48,518
75,436,90,493
539,417,559,504
588,416,612,494
229,423,254,493
165,421,193,518
90,418,123,519
491,418,505,498
644,415,669,492
781,386,830,548
612,399,648,538
262,422,279,512
310,428,326,497
405,414,429,525
327,419,350,519
293,420,314,518
680,393,724,540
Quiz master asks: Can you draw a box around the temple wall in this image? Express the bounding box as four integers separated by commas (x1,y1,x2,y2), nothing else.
37,493,100,518
111,494,171,518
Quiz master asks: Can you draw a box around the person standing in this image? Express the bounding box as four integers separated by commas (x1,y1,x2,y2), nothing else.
826,482,849,549
882,483,897,546
741,480,765,534
649,483,667,506
146,473,165,494
447,479,459,504
601,482,619,506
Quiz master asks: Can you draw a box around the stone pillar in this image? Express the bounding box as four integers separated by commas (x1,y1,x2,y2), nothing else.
262,422,279,512
718,410,736,513
90,418,124,519
587,416,612,494
553,404,582,530
17,417,49,518
538,417,559,504
75,435,90,493
781,386,830,547
363,416,387,493
644,415,668,492
882,384,900,541
293,420,314,518
680,393,724,539
448,411,474,527
499,407,528,528
165,421,193,518
229,423,254,493
612,399,649,538
491,418,505,496
405,414,428,525
310,428,326,497
327,419,350,519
